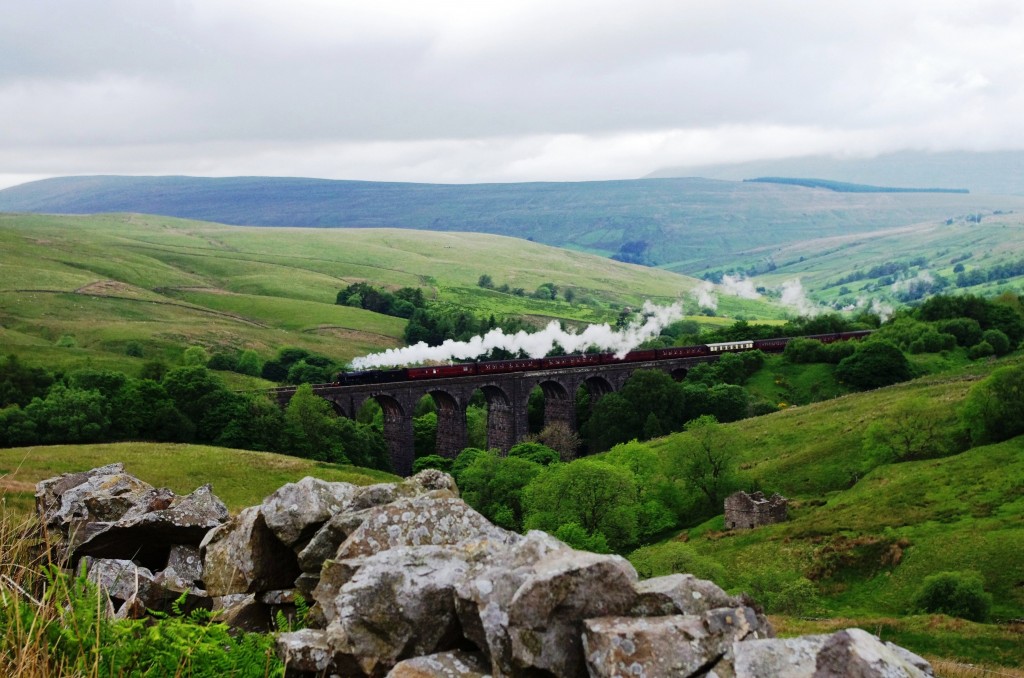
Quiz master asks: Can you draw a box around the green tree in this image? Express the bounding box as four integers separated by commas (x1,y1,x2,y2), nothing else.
413,454,454,474
161,366,226,425
583,392,638,452
835,341,912,390
182,346,210,367
477,274,494,289
235,350,264,377
25,385,109,443
508,441,559,466
282,384,346,461
451,447,487,484
413,412,438,458
459,452,543,531
0,406,38,447
981,329,1011,356
676,415,736,511
862,397,954,462
959,364,1024,445
0,354,52,407
109,379,193,442
524,459,639,550
214,393,284,451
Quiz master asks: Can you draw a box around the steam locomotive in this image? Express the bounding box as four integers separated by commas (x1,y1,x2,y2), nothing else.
336,330,873,386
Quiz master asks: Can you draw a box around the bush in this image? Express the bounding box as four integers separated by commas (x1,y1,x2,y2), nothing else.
959,364,1024,445
744,567,821,615
628,541,727,585
412,454,453,474
913,570,992,621
835,341,912,390
968,340,995,360
981,329,1011,356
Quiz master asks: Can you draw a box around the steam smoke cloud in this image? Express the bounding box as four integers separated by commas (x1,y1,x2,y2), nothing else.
721,274,761,299
779,278,821,317
351,300,684,369
692,282,718,310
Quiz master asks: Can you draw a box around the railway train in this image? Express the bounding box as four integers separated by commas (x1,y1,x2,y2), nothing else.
336,330,874,386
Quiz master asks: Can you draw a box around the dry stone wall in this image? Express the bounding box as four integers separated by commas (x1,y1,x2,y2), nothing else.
36,465,934,678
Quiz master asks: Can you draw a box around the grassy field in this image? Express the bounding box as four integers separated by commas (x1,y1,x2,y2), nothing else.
0,212,784,374
0,442,399,516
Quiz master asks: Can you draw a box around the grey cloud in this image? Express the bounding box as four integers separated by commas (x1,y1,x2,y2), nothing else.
1,0,1023,182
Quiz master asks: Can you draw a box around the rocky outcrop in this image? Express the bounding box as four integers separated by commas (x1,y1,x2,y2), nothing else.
36,465,935,678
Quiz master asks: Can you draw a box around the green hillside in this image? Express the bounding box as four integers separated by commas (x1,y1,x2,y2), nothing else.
625,355,1024,665
5,175,1024,275
718,210,1024,306
0,212,778,376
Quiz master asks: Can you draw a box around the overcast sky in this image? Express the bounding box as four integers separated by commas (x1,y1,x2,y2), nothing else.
2,0,1023,189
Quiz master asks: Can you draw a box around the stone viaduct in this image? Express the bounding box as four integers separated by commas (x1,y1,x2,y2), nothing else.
274,355,717,476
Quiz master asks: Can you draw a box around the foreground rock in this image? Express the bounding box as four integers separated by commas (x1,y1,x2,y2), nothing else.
36,465,936,678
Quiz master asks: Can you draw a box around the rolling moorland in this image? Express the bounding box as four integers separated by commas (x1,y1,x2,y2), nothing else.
0,212,777,382
1,196,1023,671
5,175,1024,278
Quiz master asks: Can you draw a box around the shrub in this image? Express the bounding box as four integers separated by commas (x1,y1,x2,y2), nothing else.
959,364,1024,445
744,567,821,615
628,541,727,584
981,329,1011,356
412,454,453,474
968,340,995,360
913,570,992,622
124,341,144,357
182,346,209,367
207,352,239,371
835,341,912,390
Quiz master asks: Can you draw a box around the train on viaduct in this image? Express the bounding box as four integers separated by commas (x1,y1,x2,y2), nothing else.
271,331,872,476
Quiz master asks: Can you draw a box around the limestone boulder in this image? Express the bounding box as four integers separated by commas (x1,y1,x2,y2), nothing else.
35,463,130,529
296,486,461,574
72,484,228,569
211,593,271,632
277,628,364,676
335,495,519,561
200,506,301,597
81,557,157,606
319,545,477,676
156,544,204,592
296,507,372,573
632,573,747,616
386,651,492,678
453,531,573,676
499,549,639,678
261,476,357,549
732,628,934,678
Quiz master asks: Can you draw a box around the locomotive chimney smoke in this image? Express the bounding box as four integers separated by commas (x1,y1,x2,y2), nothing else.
350,300,684,370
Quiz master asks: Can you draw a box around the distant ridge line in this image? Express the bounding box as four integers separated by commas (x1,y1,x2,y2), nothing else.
744,177,969,194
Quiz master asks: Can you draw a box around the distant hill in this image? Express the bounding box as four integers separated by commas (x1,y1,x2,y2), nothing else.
4,174,1024,275
745,177,969,194
648,150,1024,196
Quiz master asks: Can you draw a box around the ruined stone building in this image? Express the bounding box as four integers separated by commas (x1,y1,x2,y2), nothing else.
724,490,788,529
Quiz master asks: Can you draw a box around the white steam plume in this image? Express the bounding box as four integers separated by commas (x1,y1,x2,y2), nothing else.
721,274,761,299
779,278,821,317
692,282,718,310
351,301,684,369
870,298,895,322
891,270,934,294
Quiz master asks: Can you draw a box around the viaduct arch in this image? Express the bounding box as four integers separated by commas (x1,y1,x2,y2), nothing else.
273,356,715,476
